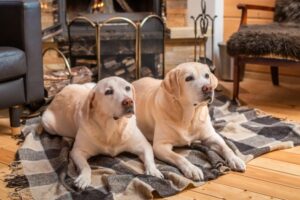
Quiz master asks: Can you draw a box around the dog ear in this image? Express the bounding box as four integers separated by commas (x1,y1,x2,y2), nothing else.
131,86,136,113
161,68,181,98
85,89,96,117
210,73,219,89
131,85,136,102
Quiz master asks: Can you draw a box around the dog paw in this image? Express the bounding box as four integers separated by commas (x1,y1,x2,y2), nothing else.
227,155,246,172
145,166,164,179
74,173,91,190
181,163,204,181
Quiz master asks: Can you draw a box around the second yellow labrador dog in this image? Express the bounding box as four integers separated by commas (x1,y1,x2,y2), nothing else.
41,77,163,190
133,62,246,181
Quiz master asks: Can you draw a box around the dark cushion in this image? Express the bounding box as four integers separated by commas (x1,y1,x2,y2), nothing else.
0,47,26,82
274,0,300,23
227,23,300,60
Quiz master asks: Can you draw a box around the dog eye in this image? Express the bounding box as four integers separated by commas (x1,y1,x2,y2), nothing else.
205,73,209,79
105,89,114,95
125,86,131,91
185,75,194,82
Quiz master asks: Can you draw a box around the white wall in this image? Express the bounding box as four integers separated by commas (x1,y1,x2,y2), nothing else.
187,0,224,74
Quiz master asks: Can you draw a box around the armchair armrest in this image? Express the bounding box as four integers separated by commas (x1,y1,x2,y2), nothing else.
237,3,275,27
0,0,44,103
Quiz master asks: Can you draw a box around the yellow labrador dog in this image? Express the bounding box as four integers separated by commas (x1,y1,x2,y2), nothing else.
41,77,163,190
133,62,245,181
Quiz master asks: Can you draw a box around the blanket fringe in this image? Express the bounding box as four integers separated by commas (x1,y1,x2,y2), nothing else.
4,159,32,199
5,174,29,190
254,108,300,123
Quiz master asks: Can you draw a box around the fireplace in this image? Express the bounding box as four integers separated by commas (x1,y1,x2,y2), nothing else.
65,0,163,19
41,0,166,81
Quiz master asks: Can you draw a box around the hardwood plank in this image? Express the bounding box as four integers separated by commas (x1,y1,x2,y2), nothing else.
246,105,300,122
0,186,10,200
0,135,18,150
0,118,11,136
263,151,300,165
192,181,278,200
249,157,300,176
214,173,300,200
0,162,7,168
220,73,300,121
0,148,15,165
163,195,190,200
284,146,300,154
246,64,300,77
0,135,14,147
166,190,221,200
236,166,300,189
2,143,19,153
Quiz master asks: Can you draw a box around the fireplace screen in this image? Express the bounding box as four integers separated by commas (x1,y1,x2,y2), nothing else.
99,20,138,81
140,16,164,78
42,0,165,81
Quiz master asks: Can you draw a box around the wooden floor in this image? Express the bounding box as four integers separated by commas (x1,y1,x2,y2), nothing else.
1,72,300,200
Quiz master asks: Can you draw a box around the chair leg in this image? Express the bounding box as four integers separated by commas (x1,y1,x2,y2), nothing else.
233,57,241,101
9,105,21,136
271,66,279,86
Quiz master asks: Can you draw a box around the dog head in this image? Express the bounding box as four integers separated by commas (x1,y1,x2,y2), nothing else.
87,76,135,120
162,62,218,106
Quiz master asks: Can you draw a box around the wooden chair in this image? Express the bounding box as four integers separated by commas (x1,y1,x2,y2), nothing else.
227,0,300,101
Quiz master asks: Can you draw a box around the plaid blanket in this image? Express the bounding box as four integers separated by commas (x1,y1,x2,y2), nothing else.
6,94,300,200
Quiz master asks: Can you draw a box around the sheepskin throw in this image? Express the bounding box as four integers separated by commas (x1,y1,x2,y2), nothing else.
227,23,300,60
274,0,300,23
227,0,300,60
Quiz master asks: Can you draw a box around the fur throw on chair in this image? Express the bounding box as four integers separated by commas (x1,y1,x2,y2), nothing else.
227,23,300,60
227,0,300,60
274,0,300,23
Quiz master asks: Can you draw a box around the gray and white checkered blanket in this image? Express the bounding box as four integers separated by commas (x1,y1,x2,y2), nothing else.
6,94,300,200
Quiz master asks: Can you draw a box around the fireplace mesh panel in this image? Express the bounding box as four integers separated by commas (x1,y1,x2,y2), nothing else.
100,21,137,81
140,16,164,78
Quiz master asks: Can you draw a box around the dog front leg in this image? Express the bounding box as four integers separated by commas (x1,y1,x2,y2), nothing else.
153,143,204,181
127,140,163,178
203,132,246,172
70,148,92,189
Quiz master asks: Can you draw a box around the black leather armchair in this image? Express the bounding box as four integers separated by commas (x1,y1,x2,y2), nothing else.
0,0,44,135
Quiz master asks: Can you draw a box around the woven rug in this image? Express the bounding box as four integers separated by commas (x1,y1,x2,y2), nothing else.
5,94,300,200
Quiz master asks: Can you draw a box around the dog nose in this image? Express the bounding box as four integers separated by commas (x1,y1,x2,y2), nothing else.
122,98,133,107
202,85,212,93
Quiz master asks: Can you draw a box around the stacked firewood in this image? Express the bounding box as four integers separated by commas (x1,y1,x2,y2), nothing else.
102,56,153,81
44,66,93,97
